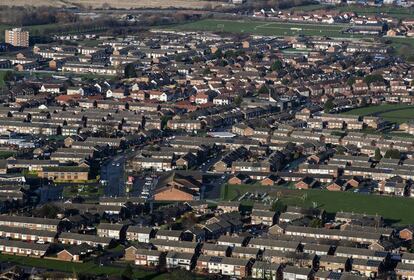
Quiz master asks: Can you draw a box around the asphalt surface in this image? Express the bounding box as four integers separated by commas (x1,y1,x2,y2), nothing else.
101,155,126,197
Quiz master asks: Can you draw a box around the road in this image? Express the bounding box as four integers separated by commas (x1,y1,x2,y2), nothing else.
101,155,126,197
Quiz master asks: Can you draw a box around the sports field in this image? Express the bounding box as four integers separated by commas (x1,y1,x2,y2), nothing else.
344,104,414,124
221,184,414,225
169,19,353,38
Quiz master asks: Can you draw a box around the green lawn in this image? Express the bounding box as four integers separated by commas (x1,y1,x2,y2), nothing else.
0,71,9,88
387,37,414,63
0,254,207,279
167,19,355,38
62,184,103,198
0,254,156,278
221,184,414,225
0,151,16,159
344,104,414,124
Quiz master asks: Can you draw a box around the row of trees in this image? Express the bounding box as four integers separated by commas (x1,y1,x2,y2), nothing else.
0,6,78,26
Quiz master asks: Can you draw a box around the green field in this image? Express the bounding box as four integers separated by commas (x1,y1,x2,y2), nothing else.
0,254,207,279
387,37,414,62
0,71,8,88
344,104,414,124
221,184,414,225
168,19,354,38
0,254,158,278
337,5,414,19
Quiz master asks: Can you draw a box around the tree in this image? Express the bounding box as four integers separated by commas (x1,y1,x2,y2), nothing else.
335,145,346,155
271,200,286,213
324,98,334,113
203,68,211,75
363,74,383,85
309,218,323,228
347,76,356,87
3,71,14,82
384,149,401,159
271,59,283,72
234,96,243,106
121,264,133,280
33,204,62,219
374,148,382,161
258,84,269,95
124,63,136,78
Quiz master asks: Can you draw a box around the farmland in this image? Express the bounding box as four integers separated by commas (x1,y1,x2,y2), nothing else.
221,184,414,225
169,19,354,38
344,104,414,124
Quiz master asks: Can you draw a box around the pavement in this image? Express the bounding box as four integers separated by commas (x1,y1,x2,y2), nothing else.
101,155,126,197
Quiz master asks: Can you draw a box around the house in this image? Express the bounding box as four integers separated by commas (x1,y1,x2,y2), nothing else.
217,201,240,213
0,225,56,243
351,259,382,277
396,262,414,280
251,210,277,226
232,124,254,137
231,246,260,259
38,166,89,182
260,174,282,186
217,235,248,247
166,251,195,271
399,227,414,241
0,215,61,232
183,227,207,243
96,223,127,240
58,232,113,248
314,271,343,280
135,249,163,267
251,261,282,280
228,173,251,185
326,179,348,191
56,244,93,262
126,226,154,243
248,238,300,252
155,229,183,241
295,177,317,189
151,239,199,254
153,172,201,201
283,265,314,280
335,247,388,262
319,255,351,272
197,255,252,278
201,243,230,257
0,239,50,257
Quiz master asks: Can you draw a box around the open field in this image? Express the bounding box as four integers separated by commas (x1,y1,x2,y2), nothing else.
0,254,157,278
221,184,414,225
344,104,414,124
0,254,207,279
0,0,224,9
168,19,354,38
387,37,414,62
0,0,68,7
336,4,414,19
288,4,414,19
